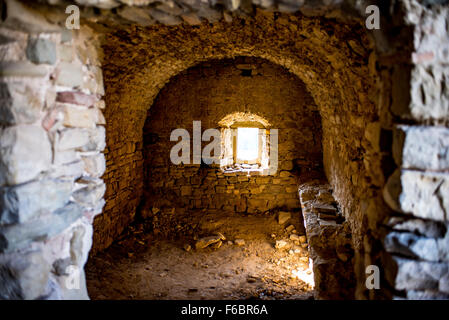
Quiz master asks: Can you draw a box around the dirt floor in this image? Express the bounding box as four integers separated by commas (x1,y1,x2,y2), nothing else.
85,210,315,300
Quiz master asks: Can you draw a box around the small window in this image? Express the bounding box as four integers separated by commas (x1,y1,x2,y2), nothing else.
236,127,259,163
219,113,271,173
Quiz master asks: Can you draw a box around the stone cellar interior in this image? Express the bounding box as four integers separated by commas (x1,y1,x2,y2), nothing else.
0,0,449,301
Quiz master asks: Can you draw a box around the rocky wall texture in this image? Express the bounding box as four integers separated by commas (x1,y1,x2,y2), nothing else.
0,1,105,299
93,7,379,261
140,57,322,217
299,181,356,300
379,1,449,300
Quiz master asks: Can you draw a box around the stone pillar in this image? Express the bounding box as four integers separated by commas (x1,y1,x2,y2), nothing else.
381,1,449,299
0,1,106,299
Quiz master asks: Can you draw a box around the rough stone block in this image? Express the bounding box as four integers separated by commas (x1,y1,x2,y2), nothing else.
386,216,447,238
81,153,106,178
391,257,448,291
0,178,73,225
384,232,439,261
0,80,46,125
79,126,106,152
410,65,449,121
0,125,52,186
278,211,291,224
384,170,449,221
56,91,97,107
53,149,79,165
54,62,83,88
393,125,449,171
56,128,90,151
0,61,49,78
0,250,51,299
0,202,83,253
148,8,182,25
62,104,97,128
26,39,56,65
117,6,155,26
73,182,106,208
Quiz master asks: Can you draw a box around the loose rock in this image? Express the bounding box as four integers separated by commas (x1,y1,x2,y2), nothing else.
278,211,291,225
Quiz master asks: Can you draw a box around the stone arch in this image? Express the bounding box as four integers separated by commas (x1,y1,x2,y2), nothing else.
96,10,380,262
3,0,447,300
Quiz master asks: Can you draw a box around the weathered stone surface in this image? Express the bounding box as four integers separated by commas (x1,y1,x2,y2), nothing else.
3,0,62,33
73,182,106,208
384,170,449,221
0,61,49,77
62,105,97,128
410,64,449,121
275,239,288,249
393,125,449,171
391,257,448,292
26,39,56,65
48,160,84,179
117,6,155,26
82,153,106,178
312,203,337,214
406,290,449,300
0,250,51,299
195,235,222,249
56,91,97,107
0,179,73,225
0,125,52,186
0,202,83,253
0,80,46,125
56,128,90,151
148,9,182,25
289,234,300,241
79,126,106,152
386,216,447,238
53,150,79,165
299,182,355,299
180,12,202,25
278,211,291,224
234,238,245,246
384,232,439,261
54,62,84,88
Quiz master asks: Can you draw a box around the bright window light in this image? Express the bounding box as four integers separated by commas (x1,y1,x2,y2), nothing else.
237,127,259,161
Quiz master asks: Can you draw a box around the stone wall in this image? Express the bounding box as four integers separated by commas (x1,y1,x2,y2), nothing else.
0,0,448,300
379,2,449,299
140,57,322,216
299,181,356,300
95,6,379,259
0,1,105,299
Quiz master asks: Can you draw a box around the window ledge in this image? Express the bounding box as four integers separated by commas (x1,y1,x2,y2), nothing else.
221,163,263,174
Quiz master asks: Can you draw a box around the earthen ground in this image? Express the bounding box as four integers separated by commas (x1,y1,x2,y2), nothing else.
86,210,314,300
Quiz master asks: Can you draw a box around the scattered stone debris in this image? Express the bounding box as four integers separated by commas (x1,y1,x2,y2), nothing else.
195,235,224,249
289,234,300,241
234,239,245,246
285,225,295,232
275,240,288,249
299,235,307,244
183,244,192,252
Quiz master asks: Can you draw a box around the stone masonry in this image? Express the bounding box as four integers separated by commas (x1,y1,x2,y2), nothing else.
0,0,448,300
